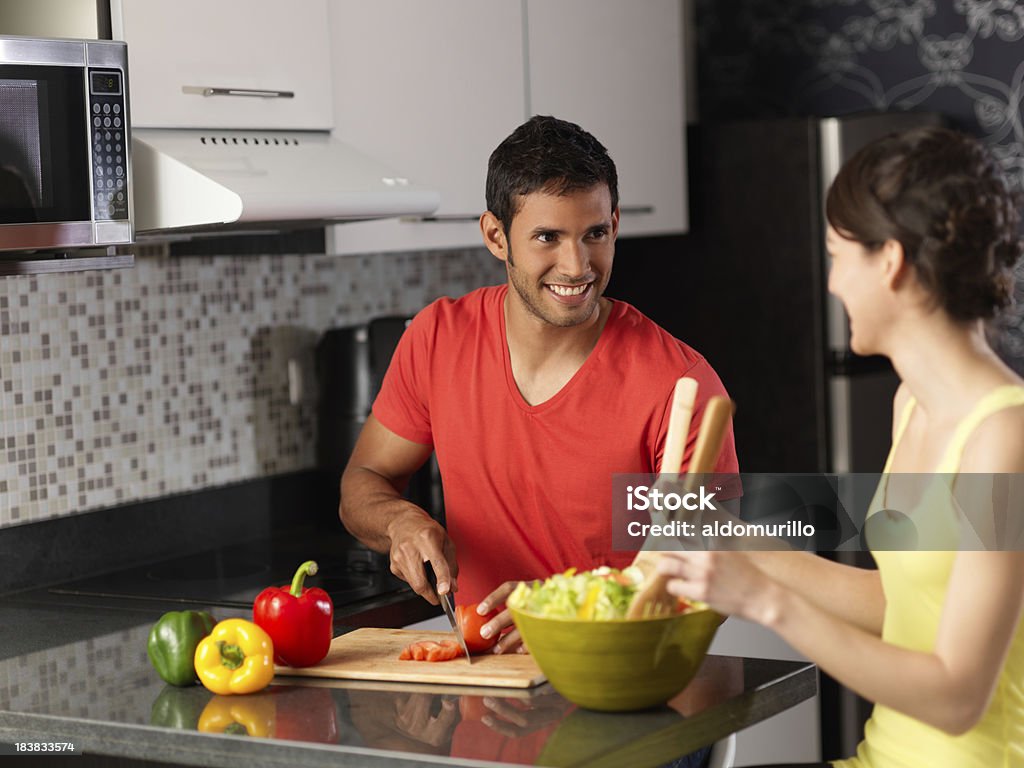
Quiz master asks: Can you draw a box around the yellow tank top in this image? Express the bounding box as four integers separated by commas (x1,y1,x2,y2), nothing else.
833,385,1024,768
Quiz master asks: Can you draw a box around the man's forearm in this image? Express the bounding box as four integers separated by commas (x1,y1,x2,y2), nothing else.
340,465,430,553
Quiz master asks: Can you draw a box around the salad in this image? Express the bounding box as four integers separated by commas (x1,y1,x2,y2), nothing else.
508,566,702,620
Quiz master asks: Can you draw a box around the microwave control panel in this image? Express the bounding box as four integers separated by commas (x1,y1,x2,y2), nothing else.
88,69,129,222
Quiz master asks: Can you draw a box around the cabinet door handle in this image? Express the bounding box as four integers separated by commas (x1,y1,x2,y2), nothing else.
410,206,655,223
412,214,483,223
182,86,295,99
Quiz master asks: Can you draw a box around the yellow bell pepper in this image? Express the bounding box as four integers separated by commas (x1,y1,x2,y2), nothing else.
578,583,602,619
194,618,275,695
197,693,276,737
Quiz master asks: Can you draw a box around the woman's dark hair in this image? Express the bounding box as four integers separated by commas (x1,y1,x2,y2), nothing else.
485,115,618,234
826,125,1023,322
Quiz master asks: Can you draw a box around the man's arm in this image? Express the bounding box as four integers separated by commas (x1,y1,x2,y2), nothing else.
340,414,455,604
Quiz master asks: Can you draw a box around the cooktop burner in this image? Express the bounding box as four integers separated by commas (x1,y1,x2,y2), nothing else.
145,553,272,582
48,532,402,609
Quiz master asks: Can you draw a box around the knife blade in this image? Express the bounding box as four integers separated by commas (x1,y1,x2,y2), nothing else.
424,562,473,664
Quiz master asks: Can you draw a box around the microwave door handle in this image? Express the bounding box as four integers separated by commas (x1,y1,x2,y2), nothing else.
182,86,294,99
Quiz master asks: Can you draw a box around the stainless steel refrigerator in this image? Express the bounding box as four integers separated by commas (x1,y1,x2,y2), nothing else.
684,111,944,760
688,111,943,475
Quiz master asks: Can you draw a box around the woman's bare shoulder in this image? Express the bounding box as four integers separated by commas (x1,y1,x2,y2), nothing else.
960,398,1024,473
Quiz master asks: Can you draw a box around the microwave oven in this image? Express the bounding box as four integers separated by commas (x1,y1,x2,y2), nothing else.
0,36,132,253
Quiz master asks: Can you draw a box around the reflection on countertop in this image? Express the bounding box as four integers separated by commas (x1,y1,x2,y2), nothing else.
0,601,816,768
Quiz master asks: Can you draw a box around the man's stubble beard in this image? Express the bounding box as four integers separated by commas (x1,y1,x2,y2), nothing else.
504,240,603,329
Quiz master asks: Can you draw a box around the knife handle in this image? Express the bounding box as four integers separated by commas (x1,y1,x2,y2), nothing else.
423,560,443,599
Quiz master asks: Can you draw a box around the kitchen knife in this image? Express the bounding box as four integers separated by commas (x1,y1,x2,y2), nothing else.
424,562,473,664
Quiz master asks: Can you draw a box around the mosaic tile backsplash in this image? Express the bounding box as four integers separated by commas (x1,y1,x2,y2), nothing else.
0,247,504,528
0,622,154,720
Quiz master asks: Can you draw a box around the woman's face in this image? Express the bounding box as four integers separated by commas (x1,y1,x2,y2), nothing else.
826,225,892,356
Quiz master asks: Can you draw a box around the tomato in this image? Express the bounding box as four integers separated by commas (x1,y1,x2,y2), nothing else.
427,641,463,662
458,695,489,722
455,603,498,653
398,639,465,662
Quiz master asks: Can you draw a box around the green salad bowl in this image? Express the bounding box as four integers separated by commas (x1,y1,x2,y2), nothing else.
510,607,721,712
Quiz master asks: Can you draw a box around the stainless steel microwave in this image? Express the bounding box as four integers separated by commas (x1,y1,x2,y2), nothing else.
0,36,132,253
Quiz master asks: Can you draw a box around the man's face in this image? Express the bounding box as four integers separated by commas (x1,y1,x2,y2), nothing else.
499,184,618,328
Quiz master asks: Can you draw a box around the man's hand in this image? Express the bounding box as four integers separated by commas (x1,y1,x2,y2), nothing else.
393,693,459,748
475,691,572,738
387,506,458,605
477,581,525,654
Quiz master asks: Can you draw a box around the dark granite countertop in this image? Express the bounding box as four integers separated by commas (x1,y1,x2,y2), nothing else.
0,592,817,768
0,475,817,766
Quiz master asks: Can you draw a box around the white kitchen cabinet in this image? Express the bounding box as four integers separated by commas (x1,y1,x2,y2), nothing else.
527,0,688,237
328,1,688,255
110,0,333,130
327,0,524,255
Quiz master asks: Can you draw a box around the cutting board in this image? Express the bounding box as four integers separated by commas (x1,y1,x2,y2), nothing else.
274,628,547,689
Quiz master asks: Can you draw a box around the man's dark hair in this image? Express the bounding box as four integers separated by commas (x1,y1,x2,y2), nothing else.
485,115,619,234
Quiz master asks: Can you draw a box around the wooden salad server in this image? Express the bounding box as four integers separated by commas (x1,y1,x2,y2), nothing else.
627,391,735,618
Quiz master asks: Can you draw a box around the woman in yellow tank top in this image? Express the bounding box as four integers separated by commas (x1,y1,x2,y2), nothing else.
660,126,1024,767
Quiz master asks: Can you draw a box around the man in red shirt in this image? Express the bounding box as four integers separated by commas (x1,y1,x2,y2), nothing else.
340,116,739,653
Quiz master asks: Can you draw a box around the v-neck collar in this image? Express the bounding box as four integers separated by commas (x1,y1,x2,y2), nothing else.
496,285,620,414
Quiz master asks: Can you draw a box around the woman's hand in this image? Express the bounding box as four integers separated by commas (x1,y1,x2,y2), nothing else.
657,551,779,625
477,581,526,654
475,691,572,737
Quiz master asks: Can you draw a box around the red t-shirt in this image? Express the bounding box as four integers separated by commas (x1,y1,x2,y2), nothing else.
372,285,739,604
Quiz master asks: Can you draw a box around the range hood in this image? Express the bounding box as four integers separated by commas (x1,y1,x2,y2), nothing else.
131,128,440,234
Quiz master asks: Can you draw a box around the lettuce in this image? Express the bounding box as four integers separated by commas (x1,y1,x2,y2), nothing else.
508,566,646,620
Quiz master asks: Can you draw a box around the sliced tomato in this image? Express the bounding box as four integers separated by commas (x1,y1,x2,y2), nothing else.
417,641,441,661
436,640,466,661
399,641,432,661
455,603,498,653
398,639,466,662
427,643,453,662
611,572,634,586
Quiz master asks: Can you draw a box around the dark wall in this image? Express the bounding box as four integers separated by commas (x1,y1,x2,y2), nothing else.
636,0,1024,372
695,0,1024,166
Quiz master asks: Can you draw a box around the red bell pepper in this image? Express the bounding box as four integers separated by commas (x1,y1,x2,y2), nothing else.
253,560,333,668
271,686,340,744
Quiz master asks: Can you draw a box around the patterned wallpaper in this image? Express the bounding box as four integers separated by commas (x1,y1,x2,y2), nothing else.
695,0,1024,368
0,248,504,528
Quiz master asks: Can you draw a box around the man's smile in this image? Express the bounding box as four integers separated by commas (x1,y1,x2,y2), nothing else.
546,282,591,296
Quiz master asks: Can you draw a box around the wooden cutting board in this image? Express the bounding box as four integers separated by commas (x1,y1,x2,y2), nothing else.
274,628,547,689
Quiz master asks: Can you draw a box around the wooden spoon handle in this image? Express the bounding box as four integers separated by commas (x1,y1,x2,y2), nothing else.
683,396,735,489
660,377,698,477
626,395,735,618
630,378,697,576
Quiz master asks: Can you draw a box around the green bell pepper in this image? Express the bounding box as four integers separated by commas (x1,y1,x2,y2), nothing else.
149,684,212,729
147,610,217,686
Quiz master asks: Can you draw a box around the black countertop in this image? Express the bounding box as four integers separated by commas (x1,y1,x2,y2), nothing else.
0,589,816,768
0,474,818,766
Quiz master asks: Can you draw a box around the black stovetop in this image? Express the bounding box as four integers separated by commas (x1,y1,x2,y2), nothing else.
48,528,406,610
